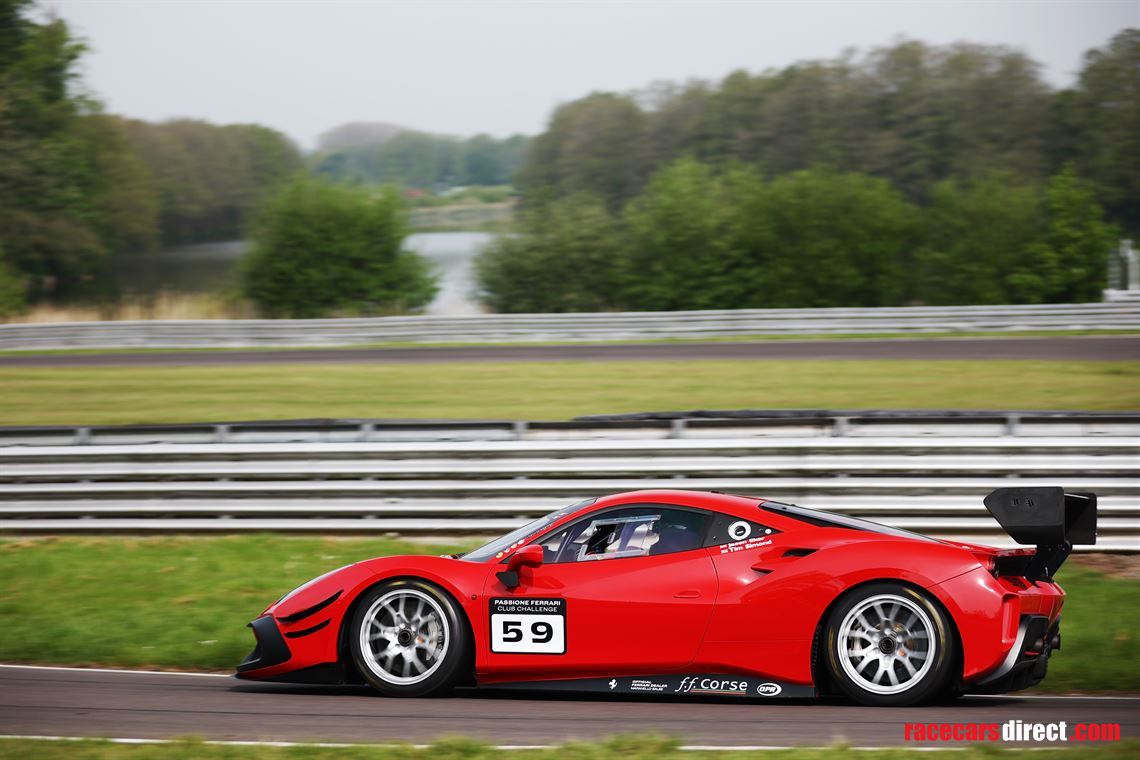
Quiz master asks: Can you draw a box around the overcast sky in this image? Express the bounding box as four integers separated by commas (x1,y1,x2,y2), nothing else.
52,0,1138,149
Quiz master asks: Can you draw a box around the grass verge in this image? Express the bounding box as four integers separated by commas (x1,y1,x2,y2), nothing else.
1,359,1137,425
0,536,469,671
0,536,1136,692
1,737,1138,759
1,329,1137,355
2,737,1134,759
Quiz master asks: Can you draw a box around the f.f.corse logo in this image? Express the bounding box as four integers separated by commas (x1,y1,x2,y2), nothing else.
673,676,749,694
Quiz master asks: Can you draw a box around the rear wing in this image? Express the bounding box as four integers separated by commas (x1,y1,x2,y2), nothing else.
983,487,1097,583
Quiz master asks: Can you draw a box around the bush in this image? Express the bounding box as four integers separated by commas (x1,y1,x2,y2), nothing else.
475,195,624,313
724,168,917,308
242,179,437,318
0,256,27,318
476,159,1115,313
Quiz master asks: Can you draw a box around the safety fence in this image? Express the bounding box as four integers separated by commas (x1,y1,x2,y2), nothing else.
1,412,1136,550
2,301,1138,349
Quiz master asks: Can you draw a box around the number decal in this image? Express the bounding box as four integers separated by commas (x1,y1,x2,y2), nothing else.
531,621,554,643
490,597,566,654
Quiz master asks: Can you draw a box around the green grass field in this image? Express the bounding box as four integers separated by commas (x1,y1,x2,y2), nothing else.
0,536,1135,692
1,737,1137,759
1,329,1136,356
2,737,1137,759
1,359,1137,425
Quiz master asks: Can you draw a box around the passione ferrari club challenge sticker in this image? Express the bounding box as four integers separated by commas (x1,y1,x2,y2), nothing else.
490,597,566,654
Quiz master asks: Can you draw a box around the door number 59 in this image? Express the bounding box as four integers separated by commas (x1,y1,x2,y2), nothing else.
491,614,565,653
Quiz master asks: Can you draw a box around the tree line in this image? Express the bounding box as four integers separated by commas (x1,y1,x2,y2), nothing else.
0,0,301,307
478,32,1136,311
476,159,1112,312
312,124,528,189
516,32,1138,234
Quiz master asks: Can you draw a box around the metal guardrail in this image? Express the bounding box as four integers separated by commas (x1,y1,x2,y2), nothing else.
1,413,1137,549
3,302,1139,349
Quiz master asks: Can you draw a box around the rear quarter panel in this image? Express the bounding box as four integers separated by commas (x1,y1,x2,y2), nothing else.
696,532,985,683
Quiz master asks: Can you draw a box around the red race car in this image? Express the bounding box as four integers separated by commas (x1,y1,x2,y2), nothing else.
236,487,1096,706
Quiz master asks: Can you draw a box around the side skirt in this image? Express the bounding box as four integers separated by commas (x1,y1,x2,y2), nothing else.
480,673,816,699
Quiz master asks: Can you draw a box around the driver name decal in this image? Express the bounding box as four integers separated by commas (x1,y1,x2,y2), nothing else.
490,597,566,654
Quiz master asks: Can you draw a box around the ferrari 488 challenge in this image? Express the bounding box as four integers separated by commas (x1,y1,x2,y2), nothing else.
237,486,1095,706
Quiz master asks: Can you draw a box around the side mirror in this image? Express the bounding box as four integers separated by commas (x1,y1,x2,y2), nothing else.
497,544,544,589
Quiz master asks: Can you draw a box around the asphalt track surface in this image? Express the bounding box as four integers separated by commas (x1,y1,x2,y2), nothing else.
2,666,1137,748
2,336,1138,367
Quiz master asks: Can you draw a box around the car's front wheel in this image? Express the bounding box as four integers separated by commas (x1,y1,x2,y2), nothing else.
348,579,470,697
823,583,955,706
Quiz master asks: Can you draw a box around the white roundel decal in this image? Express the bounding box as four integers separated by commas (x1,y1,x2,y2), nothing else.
757,682,782,696
728,521,752,541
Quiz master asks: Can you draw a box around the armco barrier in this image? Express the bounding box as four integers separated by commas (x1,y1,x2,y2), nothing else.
0,412,1136,549
2,302,1139,349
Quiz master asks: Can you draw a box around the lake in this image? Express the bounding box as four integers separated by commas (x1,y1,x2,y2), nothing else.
106,232,492,316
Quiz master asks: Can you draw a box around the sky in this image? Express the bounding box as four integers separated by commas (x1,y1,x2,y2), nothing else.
51,0,1139,150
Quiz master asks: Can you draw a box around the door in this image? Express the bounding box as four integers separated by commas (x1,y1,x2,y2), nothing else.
483,505,717,677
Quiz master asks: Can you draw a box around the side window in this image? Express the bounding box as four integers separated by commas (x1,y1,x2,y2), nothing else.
543,506,710,563
703,512,778,548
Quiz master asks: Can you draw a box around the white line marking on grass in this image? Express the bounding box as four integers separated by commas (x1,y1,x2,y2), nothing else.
0,664,231,678
0,735,1085,751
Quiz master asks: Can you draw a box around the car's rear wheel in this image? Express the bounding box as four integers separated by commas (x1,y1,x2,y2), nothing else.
348,579,470,697
824,583,954,706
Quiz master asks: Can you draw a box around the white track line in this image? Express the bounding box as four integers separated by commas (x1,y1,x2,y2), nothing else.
0,735,1071,751
2,664,1137,701
0,663,230,678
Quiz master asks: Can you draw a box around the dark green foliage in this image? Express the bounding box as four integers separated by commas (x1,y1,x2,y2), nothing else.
516,35,1138,237
0,0,105,297
478,159,1113,312
518,93,649,210
1053,30,1140,234
915,173,1048,305
1033,165,1116,303
243,179,437,317
0,0,301,303
620,159,739,310
0,251,26,316
475,194,624,313
727,169,916,308
120,118,302,245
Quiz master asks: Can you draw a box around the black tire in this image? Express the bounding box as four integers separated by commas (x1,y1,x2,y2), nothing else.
823,582,955,707
348,578,471,697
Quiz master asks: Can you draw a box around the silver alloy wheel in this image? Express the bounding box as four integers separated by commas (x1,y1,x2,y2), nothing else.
837,593,936,695
359,588,450,685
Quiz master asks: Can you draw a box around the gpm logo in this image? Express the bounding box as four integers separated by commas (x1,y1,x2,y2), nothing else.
756,682,782,696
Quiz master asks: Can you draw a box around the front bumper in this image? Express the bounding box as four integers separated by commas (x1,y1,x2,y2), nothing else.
236,615,291,675
972,615,1060,694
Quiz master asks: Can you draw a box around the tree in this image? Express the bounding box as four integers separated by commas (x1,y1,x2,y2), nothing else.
621,158,740,310
728,168,917,308
243,179,437,318
1061,29,1140,234
0,249,26,317
915,173,1046,304
0,0,106,296
120,118,301,244
517,93,649,210
1028,165,1115,303
475,194,624,313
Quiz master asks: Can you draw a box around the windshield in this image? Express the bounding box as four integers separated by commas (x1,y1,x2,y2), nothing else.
461,499,594,562
761,500,938,542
